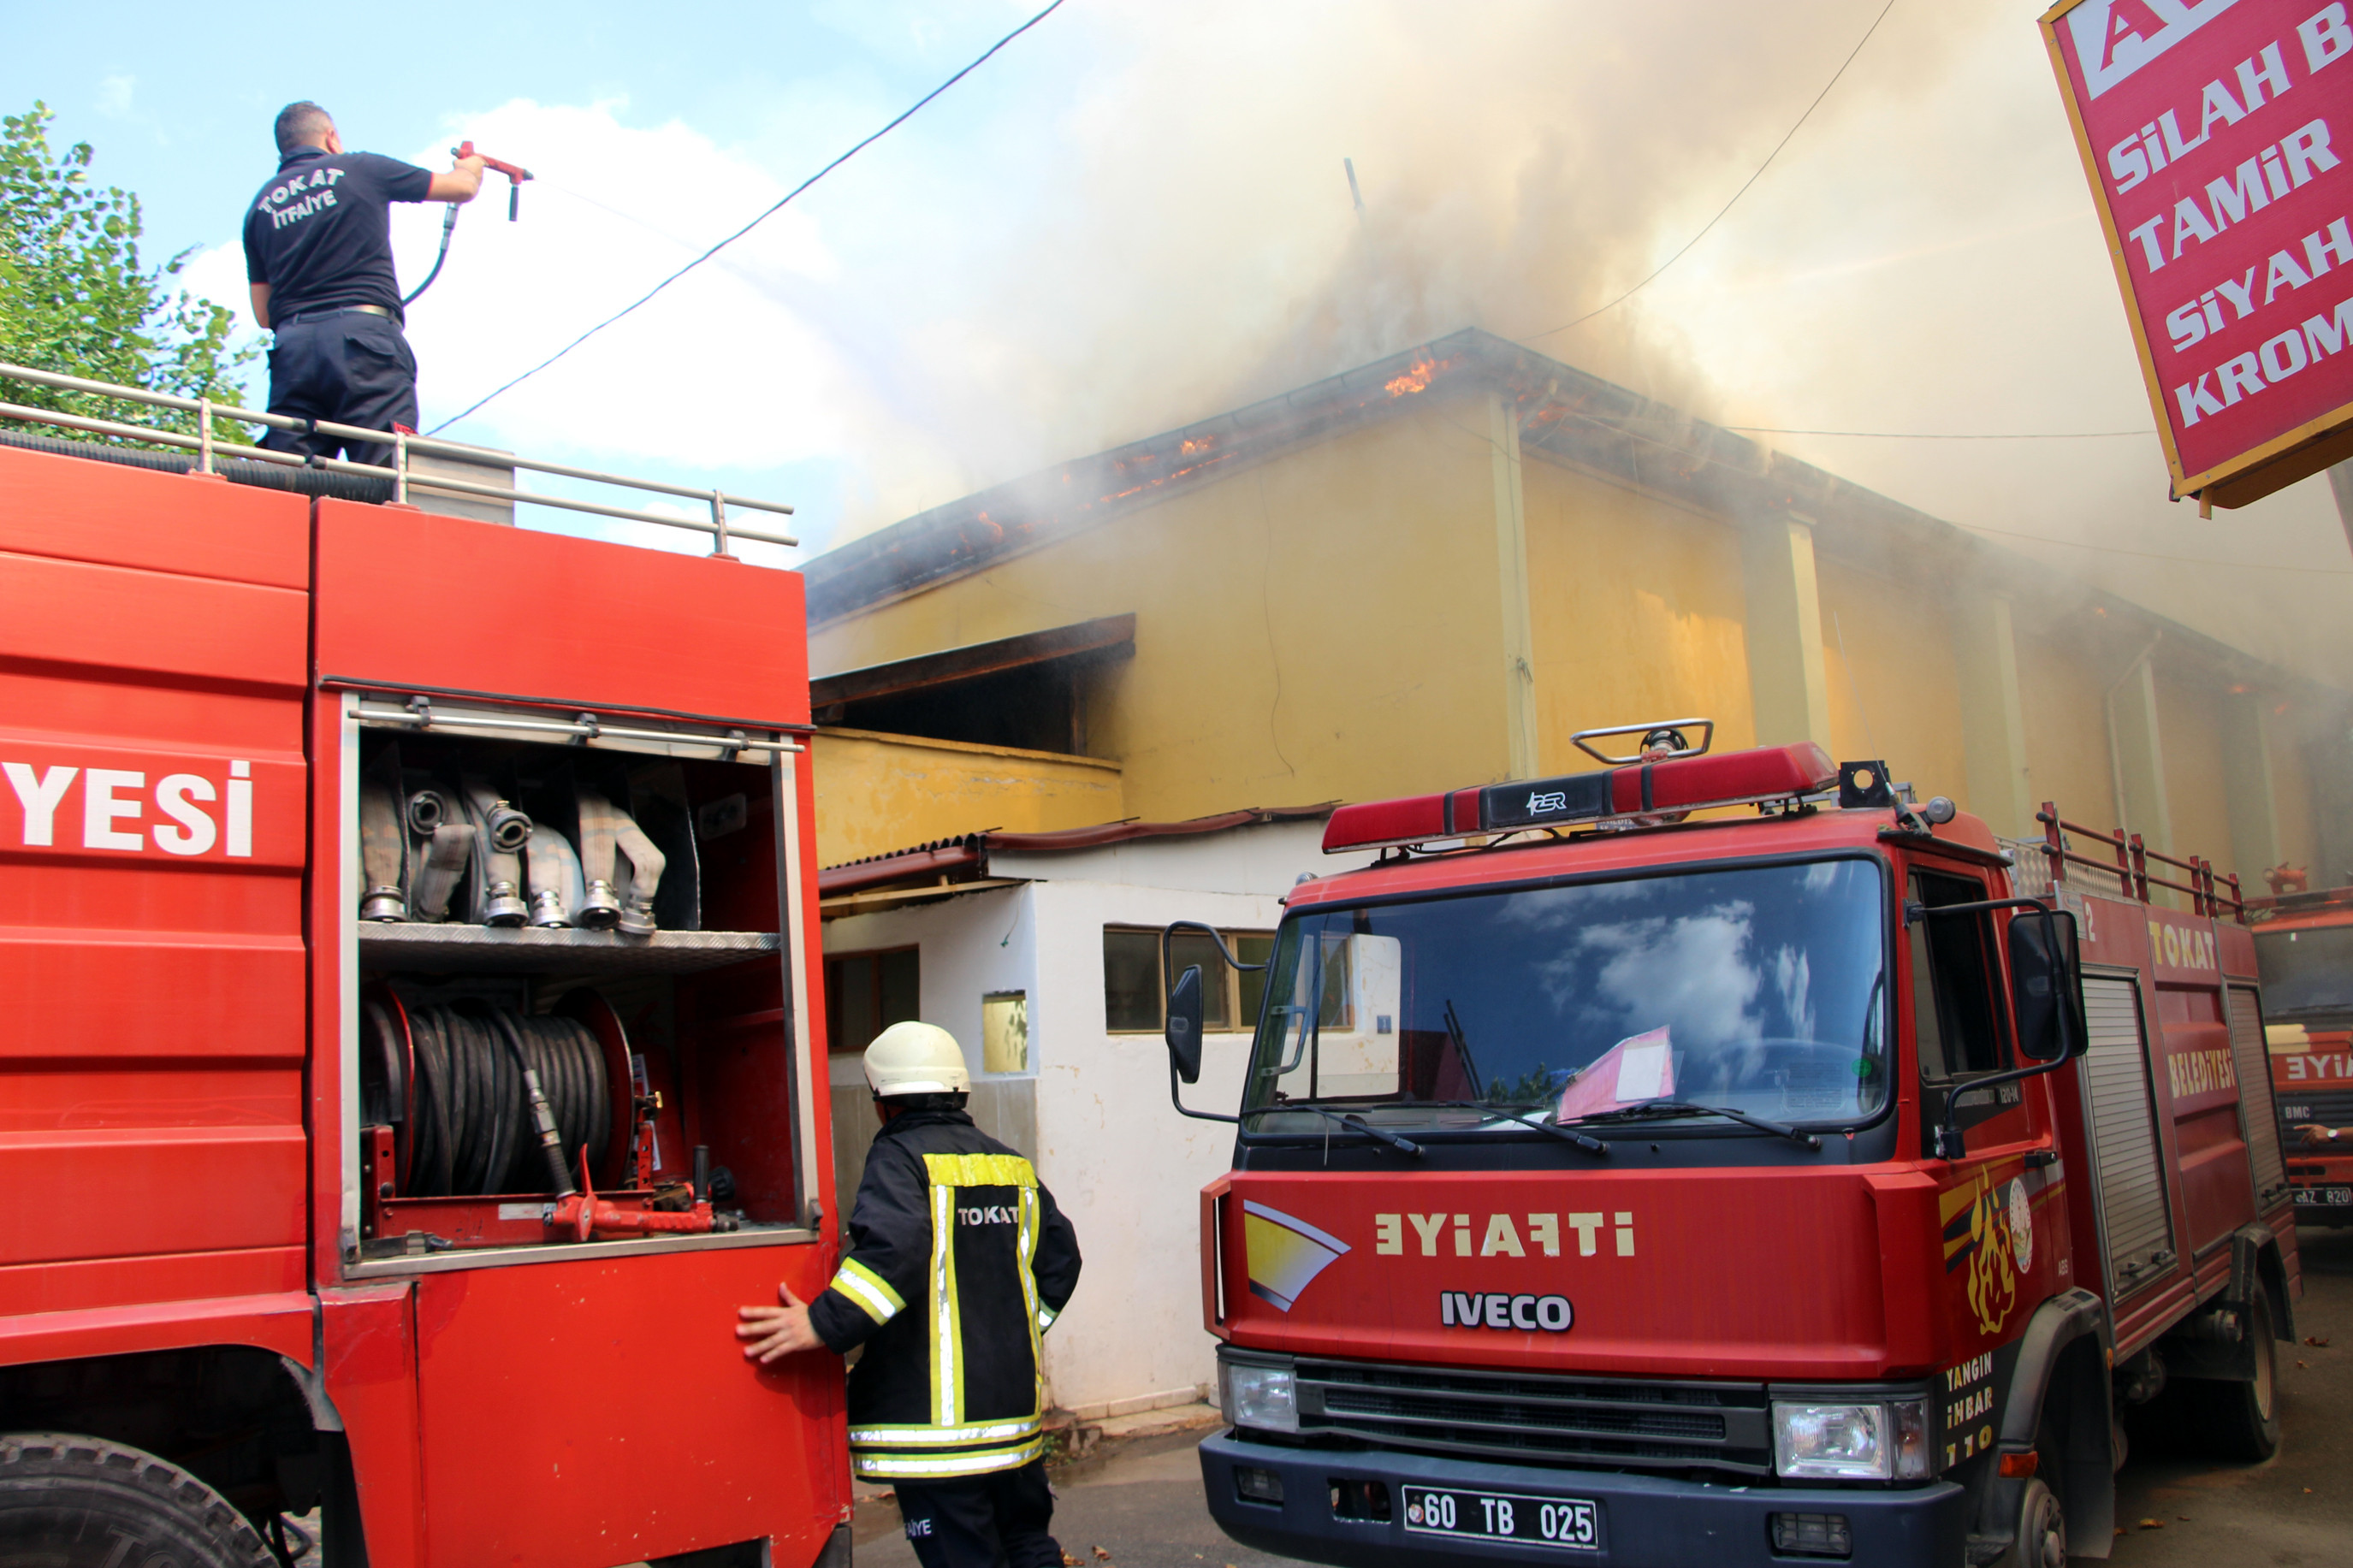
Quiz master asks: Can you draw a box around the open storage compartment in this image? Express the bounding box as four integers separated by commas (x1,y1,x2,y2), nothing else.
341,695,811,1269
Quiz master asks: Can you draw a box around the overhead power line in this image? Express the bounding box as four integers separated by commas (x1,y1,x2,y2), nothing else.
428,0,1069,435
1521,0,1897,345
1959,521,2353,576
1725,426,2155,440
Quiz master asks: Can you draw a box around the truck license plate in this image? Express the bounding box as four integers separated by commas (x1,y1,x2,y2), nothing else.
2293,1186,2353,1206
1401,1486,1599,1551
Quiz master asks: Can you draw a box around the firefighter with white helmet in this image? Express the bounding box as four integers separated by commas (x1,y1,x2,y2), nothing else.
738,1021,1081,1568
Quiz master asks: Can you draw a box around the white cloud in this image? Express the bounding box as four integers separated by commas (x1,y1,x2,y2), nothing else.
97,74,135,118
1554,902,1763,1048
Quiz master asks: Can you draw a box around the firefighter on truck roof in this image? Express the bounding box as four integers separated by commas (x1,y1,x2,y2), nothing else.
738,1021,1082,1568
242,102,483,467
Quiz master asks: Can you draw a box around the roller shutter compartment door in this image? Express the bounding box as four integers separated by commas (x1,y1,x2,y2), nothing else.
2227,985,2291,1209
2078,975,2176,1296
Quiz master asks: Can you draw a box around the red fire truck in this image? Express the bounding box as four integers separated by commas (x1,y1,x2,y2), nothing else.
2252,887,2353,1223
0,379,845,1566
1156,726,2297,1567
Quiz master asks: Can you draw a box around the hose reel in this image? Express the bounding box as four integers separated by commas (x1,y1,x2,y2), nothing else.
361,995,611,1198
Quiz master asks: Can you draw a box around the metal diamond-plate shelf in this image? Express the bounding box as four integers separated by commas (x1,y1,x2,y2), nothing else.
359,925,781,976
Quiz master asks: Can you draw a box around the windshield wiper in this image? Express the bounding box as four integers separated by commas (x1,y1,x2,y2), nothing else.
1484,1109,1610,1155
1431,1002,1602,1151
1259,1100,1425,1157
1564,1098,1823,1151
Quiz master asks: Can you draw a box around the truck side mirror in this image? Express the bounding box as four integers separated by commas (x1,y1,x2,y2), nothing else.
2007,908,2086,1063
1166,964,1206,1085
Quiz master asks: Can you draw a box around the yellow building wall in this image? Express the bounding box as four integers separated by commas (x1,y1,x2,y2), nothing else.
2269,699,2319,880
2012,624,2117,842
810,392,1517,821
2158,679,2237,881
1816,560,1970,810
1520,460,1757,771
810,729,1124,867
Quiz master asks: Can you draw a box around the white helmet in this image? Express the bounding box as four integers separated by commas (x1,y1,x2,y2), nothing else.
864,1021,971,1098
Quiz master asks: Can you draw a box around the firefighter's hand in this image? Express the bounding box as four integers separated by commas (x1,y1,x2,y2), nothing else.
738,1281,824,1363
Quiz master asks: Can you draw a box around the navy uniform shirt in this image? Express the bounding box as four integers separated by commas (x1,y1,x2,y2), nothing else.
242,147,433,321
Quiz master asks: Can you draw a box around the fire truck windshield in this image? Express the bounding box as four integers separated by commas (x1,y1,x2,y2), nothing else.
1242,856,1889,1135
2255,921,2353,1018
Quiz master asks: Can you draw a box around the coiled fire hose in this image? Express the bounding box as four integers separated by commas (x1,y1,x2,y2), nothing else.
358,754,408,921
403,789,477,922
524,821,584,927
572,784,667,935
363,1001,609,1198
459,778,533,927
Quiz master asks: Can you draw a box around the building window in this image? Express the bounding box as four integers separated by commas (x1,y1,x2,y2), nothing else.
1103,926,1275,1033
826,946,920,1054
983,991,1029,1073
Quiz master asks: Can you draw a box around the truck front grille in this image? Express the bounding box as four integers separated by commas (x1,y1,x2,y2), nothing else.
1294,1358,1773,1476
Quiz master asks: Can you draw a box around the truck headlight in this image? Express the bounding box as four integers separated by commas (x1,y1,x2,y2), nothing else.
1220,1360,1299,1435
1773,1403,1890,1480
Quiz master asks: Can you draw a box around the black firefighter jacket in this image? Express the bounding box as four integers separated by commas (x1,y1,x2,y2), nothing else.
809,1108,1082,1480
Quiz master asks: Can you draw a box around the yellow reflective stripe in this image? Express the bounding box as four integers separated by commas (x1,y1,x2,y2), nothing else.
848,1417,1041,1446
930,1181,958,1426
1036,1303,1059,1332
923,1151,1037,1188
852,1437,1045,1479
829,1259,904,1324
1016,1185,1046,1385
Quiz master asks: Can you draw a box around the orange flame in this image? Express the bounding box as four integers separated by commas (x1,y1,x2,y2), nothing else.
1384,354,1443,397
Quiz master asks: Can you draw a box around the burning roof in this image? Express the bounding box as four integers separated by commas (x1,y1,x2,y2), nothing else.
801,328,2334,701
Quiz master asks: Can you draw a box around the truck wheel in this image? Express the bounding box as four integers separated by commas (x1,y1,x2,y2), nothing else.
0,1432,273,1567
2186,1281,2282,1463
2000,1476,2066,1568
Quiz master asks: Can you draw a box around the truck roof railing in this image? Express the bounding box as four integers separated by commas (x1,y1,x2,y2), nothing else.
0,361,796,556
2035,801,2247,923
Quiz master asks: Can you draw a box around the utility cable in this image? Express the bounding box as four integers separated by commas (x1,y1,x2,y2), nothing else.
1723,426,2154,440
1521,0,1897,345
1954,521,2353,575
429,0,1069,434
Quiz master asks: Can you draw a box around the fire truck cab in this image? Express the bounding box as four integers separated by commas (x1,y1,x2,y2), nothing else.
2254,886,2353,1223
1159,728,2296,1568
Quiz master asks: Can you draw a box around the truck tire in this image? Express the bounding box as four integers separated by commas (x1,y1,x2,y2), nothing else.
2185,1281,2282,1463
0,1432,273,1567
1996,1476,2066,1568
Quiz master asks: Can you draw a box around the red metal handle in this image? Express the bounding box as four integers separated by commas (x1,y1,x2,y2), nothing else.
452,140,533,183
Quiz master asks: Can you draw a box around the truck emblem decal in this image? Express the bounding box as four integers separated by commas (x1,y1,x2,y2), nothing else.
1440,1291,1572,1332
1526,790,1568,814
1241,1200,1349,1312
2007,1179,2035,1275
1941,1173,2021,1335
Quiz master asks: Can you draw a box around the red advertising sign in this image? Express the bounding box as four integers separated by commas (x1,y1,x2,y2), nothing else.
2043,1,2353,506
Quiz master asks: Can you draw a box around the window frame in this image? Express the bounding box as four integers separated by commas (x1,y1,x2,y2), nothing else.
1906,866,2021,1148
823,944,921,1055
1101,924,1276,1035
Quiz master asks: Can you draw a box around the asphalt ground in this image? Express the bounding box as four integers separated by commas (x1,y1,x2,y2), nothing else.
851,1430,1297,1568
2106,1219,2353,1568
854,1222,2353,1568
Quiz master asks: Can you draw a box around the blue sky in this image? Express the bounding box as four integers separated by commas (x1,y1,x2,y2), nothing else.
5,3,2348,683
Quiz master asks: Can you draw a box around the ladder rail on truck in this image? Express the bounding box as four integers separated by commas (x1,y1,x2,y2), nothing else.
2247,885,2353,1224
0,368,850,1568
1147,731,2297,1568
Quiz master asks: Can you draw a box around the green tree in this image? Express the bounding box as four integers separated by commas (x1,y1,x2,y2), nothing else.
0,100,258,447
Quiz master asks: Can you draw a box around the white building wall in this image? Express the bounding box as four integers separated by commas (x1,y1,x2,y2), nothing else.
819,820,1375,1417
1027,878,1276,1415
